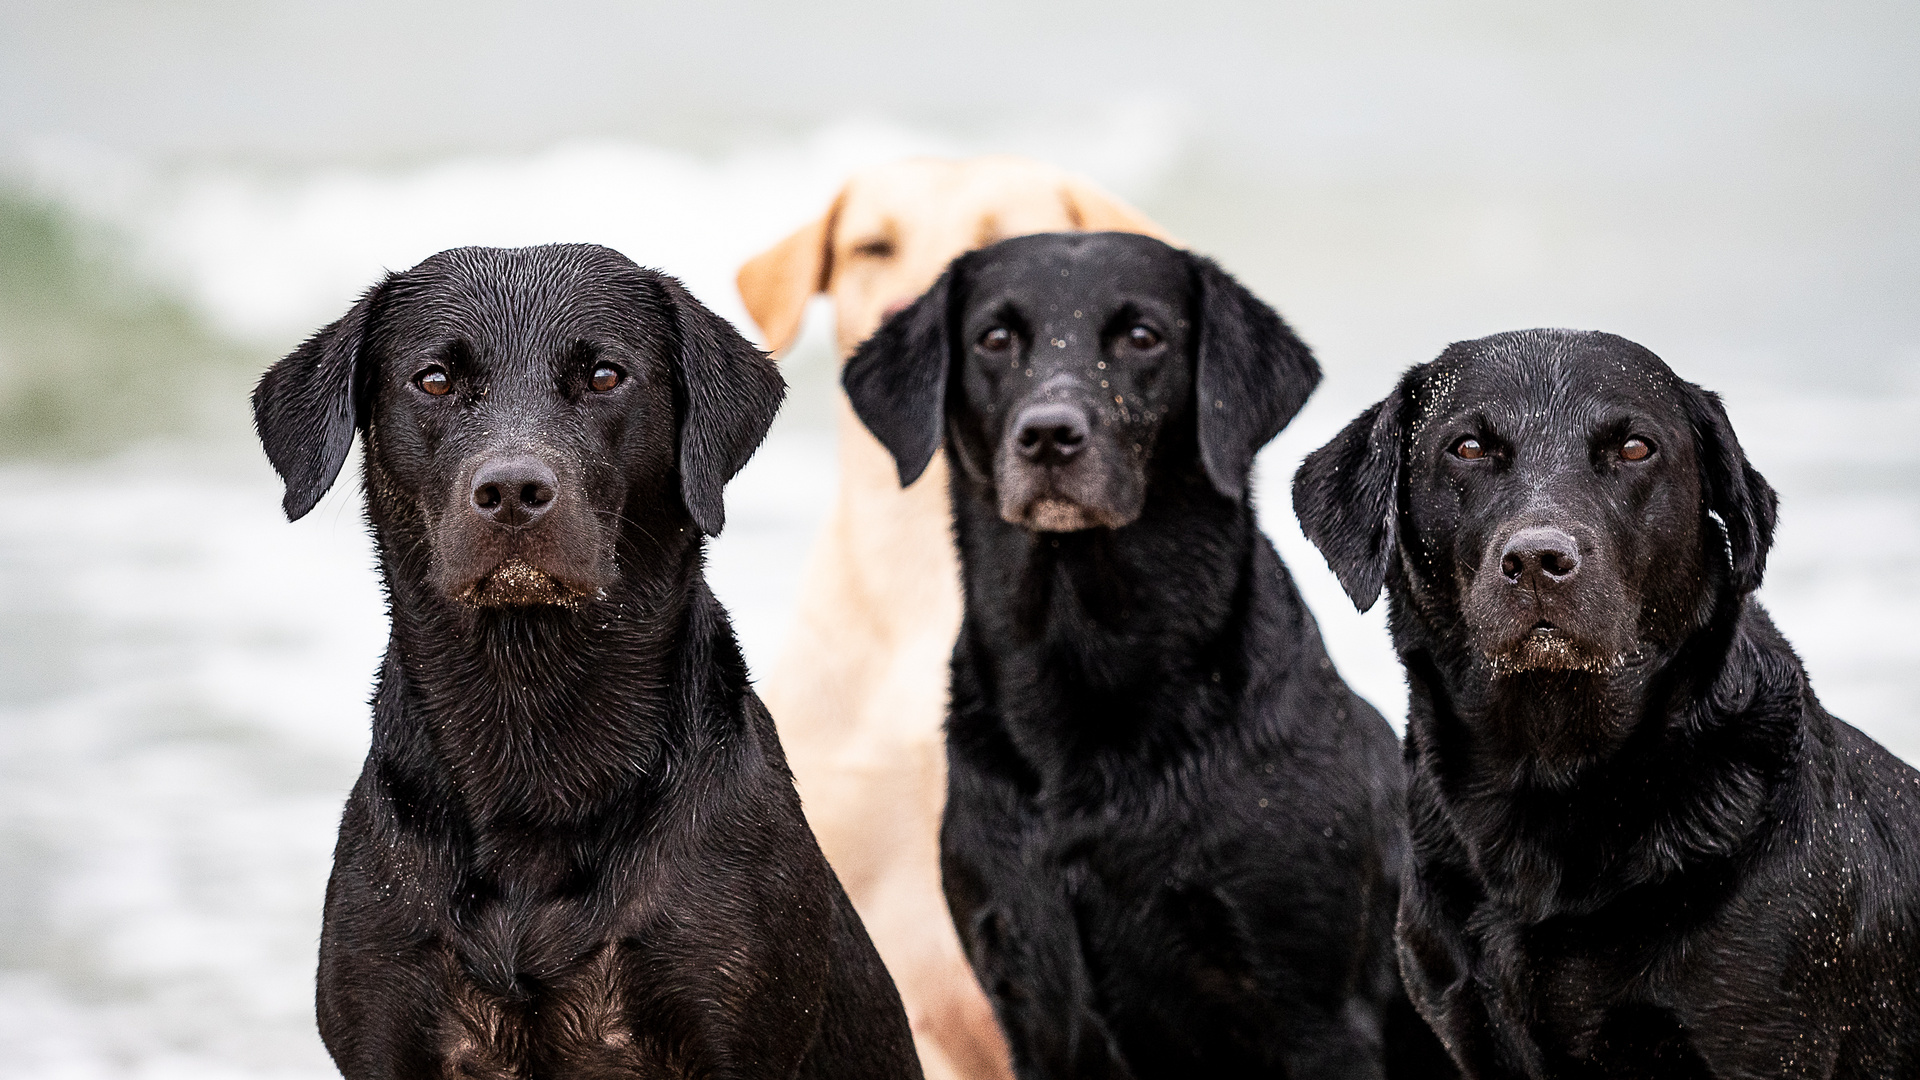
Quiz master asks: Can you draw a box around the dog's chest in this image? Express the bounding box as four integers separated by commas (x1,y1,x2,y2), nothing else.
435,935,665,1079
1041,811,1265,1006
1494,930,1717,1076
424,875,697,1079
414,865,810,1079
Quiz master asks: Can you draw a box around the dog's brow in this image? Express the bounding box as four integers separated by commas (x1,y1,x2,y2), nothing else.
1589,414,1638,441
847,221,897,252
1423,404,1495,440
436,338,475,368
1098,300,1173,335
974,298,1029,332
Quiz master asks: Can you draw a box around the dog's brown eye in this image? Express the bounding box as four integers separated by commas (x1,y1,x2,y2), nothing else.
416,367,451,396
852,237,895,260
1621,437,1653,461
1127,325,1160,349
979,327,1013,352
590,366,621,393
1453,437,1486,460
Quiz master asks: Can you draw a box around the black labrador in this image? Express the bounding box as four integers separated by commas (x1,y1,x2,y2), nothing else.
1293,329,1920,1078
844,232,1455,1079
253,244,921,1080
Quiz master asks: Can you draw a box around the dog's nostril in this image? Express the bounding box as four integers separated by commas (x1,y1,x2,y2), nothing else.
1052,424,1084,448
520,482,553,509
1501,552,1525,583
474,484,503,511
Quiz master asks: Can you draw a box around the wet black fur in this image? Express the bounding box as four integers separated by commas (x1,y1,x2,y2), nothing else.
846,233,1457,1079
253,244,920,1079
1293,329,1920,1078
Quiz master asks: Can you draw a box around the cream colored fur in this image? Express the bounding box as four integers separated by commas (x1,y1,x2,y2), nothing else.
737,156,1169,1080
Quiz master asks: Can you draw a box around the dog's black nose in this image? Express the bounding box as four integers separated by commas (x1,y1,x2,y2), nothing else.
1013,403,1090,464
471,456,558,527
1501,527,1581,586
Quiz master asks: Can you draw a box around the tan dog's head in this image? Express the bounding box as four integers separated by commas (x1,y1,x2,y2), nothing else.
738,156,1171,358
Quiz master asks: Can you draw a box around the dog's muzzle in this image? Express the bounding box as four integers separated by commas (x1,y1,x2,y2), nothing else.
1468,521,1632,674
994,398,1141,532
432,451,608,608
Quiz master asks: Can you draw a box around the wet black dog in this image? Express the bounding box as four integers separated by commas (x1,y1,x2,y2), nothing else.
845,232,1455,1079
253,244,921,1079
1294,329,1920,1078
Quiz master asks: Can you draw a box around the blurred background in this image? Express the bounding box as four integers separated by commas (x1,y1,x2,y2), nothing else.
0,1,1914,1074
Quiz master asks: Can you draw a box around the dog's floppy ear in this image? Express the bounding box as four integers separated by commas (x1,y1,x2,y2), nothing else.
252,277,391,521
1292,382,1409,612
736,188,844,356
842,267,955,487
1682,383,1779,594
664,275,787,536
1190,255,1321,499
1058,174,1176,243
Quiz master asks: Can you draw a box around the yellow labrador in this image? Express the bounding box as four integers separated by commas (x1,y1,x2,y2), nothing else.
737,157,1169,1080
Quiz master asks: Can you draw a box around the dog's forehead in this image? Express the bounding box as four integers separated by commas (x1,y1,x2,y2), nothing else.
962,234,1189,321
839,159,1078,241
389,244,664,350
1414,330,1685,438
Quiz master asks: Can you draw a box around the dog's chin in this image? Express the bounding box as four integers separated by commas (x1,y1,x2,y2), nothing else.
1486,624,1623,676
458,558,591,609
1003,496,1135,534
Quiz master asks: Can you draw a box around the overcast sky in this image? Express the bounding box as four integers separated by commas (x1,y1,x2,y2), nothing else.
4,1,1914,178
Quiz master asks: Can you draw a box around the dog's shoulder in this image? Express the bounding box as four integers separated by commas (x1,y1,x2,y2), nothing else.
1238,533,1405,781
1810,703,1920,901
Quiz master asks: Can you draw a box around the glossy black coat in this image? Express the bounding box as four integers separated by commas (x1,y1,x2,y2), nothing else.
1294,329,1920,1078
254,244,921,1080
847,233,1455,1079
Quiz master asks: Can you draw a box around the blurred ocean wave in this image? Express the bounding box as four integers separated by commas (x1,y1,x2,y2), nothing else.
0,459,376,1079
14,112,1181,346
0,193,259,459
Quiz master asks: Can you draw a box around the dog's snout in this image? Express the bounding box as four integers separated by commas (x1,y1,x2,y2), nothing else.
1500,527,1582,586
1013,403,1091,464
471,456,558,527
